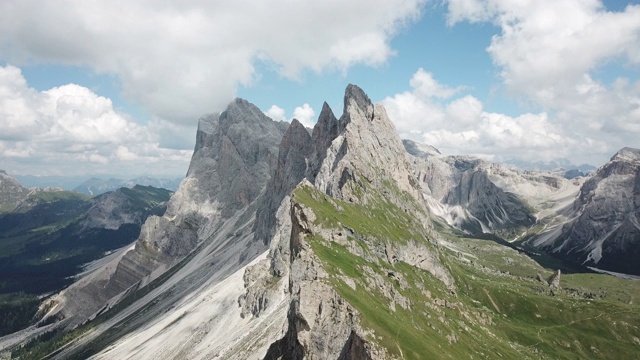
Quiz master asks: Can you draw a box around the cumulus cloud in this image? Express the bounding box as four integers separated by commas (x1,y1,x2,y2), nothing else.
0,0,426,123
0,65,192,177
413,0,640,164
293,104,316,128
411,68,463,99
265,105,287,122
263,103,317,128
383,68,604,163
446,1,640,141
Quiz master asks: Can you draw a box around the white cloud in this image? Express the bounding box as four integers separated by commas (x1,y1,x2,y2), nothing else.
446,1,640,124
445,95,482,125
263,103,317,128
383,68,596,163
0,0,426,124
292,104,316,128
265,105,287,122
0,65,192,177
439,0,640,164
410,68,462,99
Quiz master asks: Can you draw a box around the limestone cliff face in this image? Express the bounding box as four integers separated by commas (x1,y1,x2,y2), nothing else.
186,100,289,218
49,99,288,327
533,147,640,274
262,198,387,360
255,119,313,246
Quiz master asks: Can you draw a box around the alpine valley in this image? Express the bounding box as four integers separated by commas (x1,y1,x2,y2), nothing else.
1,85,639,359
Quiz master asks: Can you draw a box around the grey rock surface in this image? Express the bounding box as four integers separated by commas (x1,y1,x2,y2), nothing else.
263,200,387,360
255,119,313,245
314,85,421,205
547,269,561,288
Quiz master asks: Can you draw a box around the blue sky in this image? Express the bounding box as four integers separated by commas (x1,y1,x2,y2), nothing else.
0,0,639,179
238,3,507,116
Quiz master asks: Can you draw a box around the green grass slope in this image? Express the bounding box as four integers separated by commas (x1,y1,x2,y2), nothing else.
294,184,640,359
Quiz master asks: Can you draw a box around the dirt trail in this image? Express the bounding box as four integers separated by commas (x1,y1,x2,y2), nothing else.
483,289,501,313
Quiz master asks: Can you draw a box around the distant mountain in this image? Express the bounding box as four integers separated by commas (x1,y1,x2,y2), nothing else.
14,175,89,190
528,147,640,275
404,140,575,239
0,170,30,212
7,86,640,360
505,158,596,174
0,185,172,336
0,170,88,213
74,176,182,195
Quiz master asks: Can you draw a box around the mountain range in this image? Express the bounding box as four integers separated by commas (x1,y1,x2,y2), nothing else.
73,177,183,195
527,147,640,275
1,85,639,359
0,173,172,338
503,158,597,173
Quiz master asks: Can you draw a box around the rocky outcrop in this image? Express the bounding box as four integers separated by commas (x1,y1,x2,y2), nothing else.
444,157,536,234
531,147,640,275
305,102,340,183
547,270,561,288
263,196,386,360
255,119,313,245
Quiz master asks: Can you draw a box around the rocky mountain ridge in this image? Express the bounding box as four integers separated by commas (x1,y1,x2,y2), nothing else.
242,85,451,358
403,140,578,240
4,86,640,359
74,176,182,196
15,85,452,359
43,98,288,329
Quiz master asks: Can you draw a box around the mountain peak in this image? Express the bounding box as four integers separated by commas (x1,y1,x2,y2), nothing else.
224,97,271,123
344,84,372,108
343,84,374,124
612,147,640,162
402,139,442,158
313,102,338,137
312,84,420,205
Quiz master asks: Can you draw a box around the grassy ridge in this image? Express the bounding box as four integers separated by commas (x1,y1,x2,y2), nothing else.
294,185,424,246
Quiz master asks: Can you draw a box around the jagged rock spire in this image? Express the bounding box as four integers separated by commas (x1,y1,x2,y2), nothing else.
342,84,374,124
312,84,421,203
255,119,313,244
306,102,339,182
